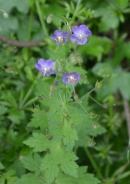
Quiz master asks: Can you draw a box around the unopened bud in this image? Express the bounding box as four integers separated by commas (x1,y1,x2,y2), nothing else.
69,54,77,64
46,14,53,24
73,92,78,101
95,80,103,89
3,11,8,19
89,112,98,119
76,54,83,66
80,74,87,83
49,83,55,96
73,92,82,103
92,122,99,129
88,139,96,147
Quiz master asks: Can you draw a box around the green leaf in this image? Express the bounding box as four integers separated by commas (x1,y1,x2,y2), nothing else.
92,63,112,77
41,145,78,183
0,0,29,13
28,110,48,131
0,170,17,184
0,15,18,35
0,162,4,169
98,9,119,31
15,173,43,184
8,108,25,124
23,133,51,152
62,120,78,150
48,44,70,60
20,154,42,174
55,166,101,184
0,106,7,115
0,125,6,138
35,79,50,98
114,0,129,8
79,36,112,61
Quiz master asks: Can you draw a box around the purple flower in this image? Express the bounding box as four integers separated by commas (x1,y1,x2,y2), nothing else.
50,30,69,44
62,72,80,85
70,24,92,45
35,58,56,76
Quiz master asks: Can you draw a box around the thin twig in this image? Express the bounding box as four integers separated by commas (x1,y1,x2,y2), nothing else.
123,97,130,138
0,34,43,47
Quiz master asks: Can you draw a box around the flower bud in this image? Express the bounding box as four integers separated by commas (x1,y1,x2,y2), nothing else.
3,11,8,19
88,112,98,119
76,54,83,66
88,138,96,147
73,92,79,101
69,54,77,64
95,80,103,89
46,14,52,24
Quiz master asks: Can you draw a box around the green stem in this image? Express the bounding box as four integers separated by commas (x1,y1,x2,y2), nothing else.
84,148,103,180
78,103,89,115
81,88,96,100
35,0,48,37
88,95,107,109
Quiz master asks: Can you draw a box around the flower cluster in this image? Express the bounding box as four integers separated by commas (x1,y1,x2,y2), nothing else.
35,24,91,85
50,24,91,45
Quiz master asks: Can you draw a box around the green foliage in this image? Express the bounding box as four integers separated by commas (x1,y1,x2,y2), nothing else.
20,154,41,174
0,170,18,184
15,173,43,184
56,167,101,184
1,0,130,184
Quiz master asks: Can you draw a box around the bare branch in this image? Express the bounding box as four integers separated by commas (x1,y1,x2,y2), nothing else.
0,34,43,48
123,97,130,138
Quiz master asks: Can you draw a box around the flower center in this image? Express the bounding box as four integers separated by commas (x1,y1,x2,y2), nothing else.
55,36,63,43
68,76,76,83
43,67,48,76
79,34,83,40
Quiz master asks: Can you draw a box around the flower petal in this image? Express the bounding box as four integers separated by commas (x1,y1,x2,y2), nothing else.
50,34,56,40
70,34,77,42
54,30,63,36
63,32,69,37
79,24,88,31
77,37,87,45
38,58,45,65
84,29,92,37
35,63,42,71
72,26,79,33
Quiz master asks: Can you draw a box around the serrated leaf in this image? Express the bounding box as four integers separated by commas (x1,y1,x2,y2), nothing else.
15,173,43,184
0,170,17,184
20,154,42,174
35,79,50,97
55,166,101,184
41,145,78,183
67,103,87,125
48,44,70,60
62,120,78,150
28,110,48,130
23,133,51,152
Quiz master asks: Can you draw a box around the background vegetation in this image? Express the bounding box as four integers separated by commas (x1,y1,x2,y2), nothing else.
0,0,130,183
